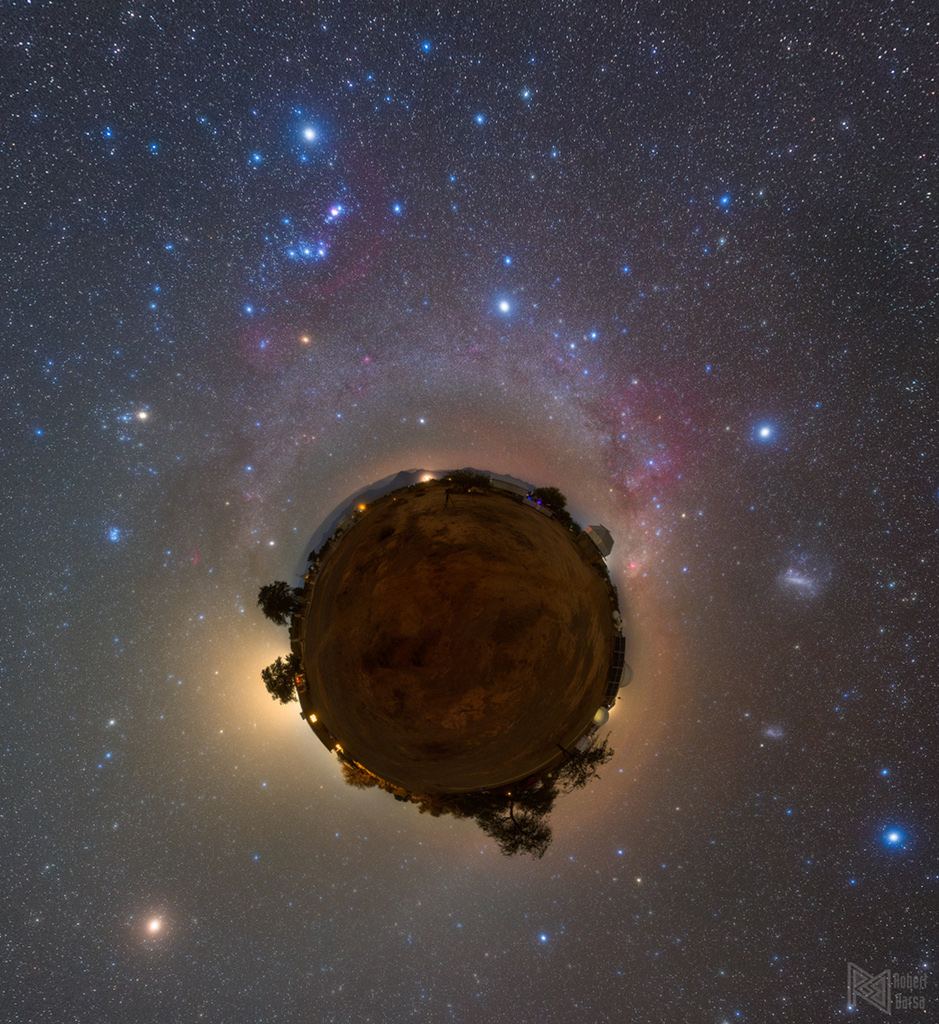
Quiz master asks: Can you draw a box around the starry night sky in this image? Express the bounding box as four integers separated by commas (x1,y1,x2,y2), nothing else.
2,2,936,1021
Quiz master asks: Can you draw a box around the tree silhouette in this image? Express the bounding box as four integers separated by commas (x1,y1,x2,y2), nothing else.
261,652,302,703
444,469,491,492
529,486,567,512
474,801,553,859
257,580,299,626
556,736,614,792
334,739,614,858
340,760,380,789
529,486,578,531
427,783,557,857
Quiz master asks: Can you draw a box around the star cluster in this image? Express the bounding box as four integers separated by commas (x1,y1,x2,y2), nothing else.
2,3,935,1022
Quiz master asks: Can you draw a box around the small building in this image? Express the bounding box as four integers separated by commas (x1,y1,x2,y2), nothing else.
575,531,604,567
609,635,627,678
574,733,595,753
584,524,614,557
603,636,629,706
490,477,530,498
302,710,340,752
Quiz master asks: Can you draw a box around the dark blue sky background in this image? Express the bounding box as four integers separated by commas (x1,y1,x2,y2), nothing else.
2,2,935,1021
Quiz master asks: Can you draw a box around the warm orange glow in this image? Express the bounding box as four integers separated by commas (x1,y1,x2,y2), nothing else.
147,918,161,933
300,335,311,344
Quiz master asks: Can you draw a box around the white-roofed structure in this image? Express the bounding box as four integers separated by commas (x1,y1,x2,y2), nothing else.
584,524,614,557
489,477,530,498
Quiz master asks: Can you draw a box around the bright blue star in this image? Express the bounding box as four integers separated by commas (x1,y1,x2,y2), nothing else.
753,423,775,442
109,528,120,542
539,934,548,943
244,304,253,314
103,127,113,138
621,265,630,274
475,113,485,125
884,829,903,847
497,299,511,314
392,203,403,215
421,40,431,52
880,768,890,776
720,194,731,206
251,153,262,164
504,255,512,265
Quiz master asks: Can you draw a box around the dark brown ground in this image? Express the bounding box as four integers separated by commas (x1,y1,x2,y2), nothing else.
299,484,614,793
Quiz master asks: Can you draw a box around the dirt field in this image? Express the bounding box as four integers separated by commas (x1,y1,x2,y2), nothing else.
300,484,614,793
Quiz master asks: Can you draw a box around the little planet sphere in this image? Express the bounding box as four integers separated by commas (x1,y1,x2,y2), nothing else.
292,476,620,794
